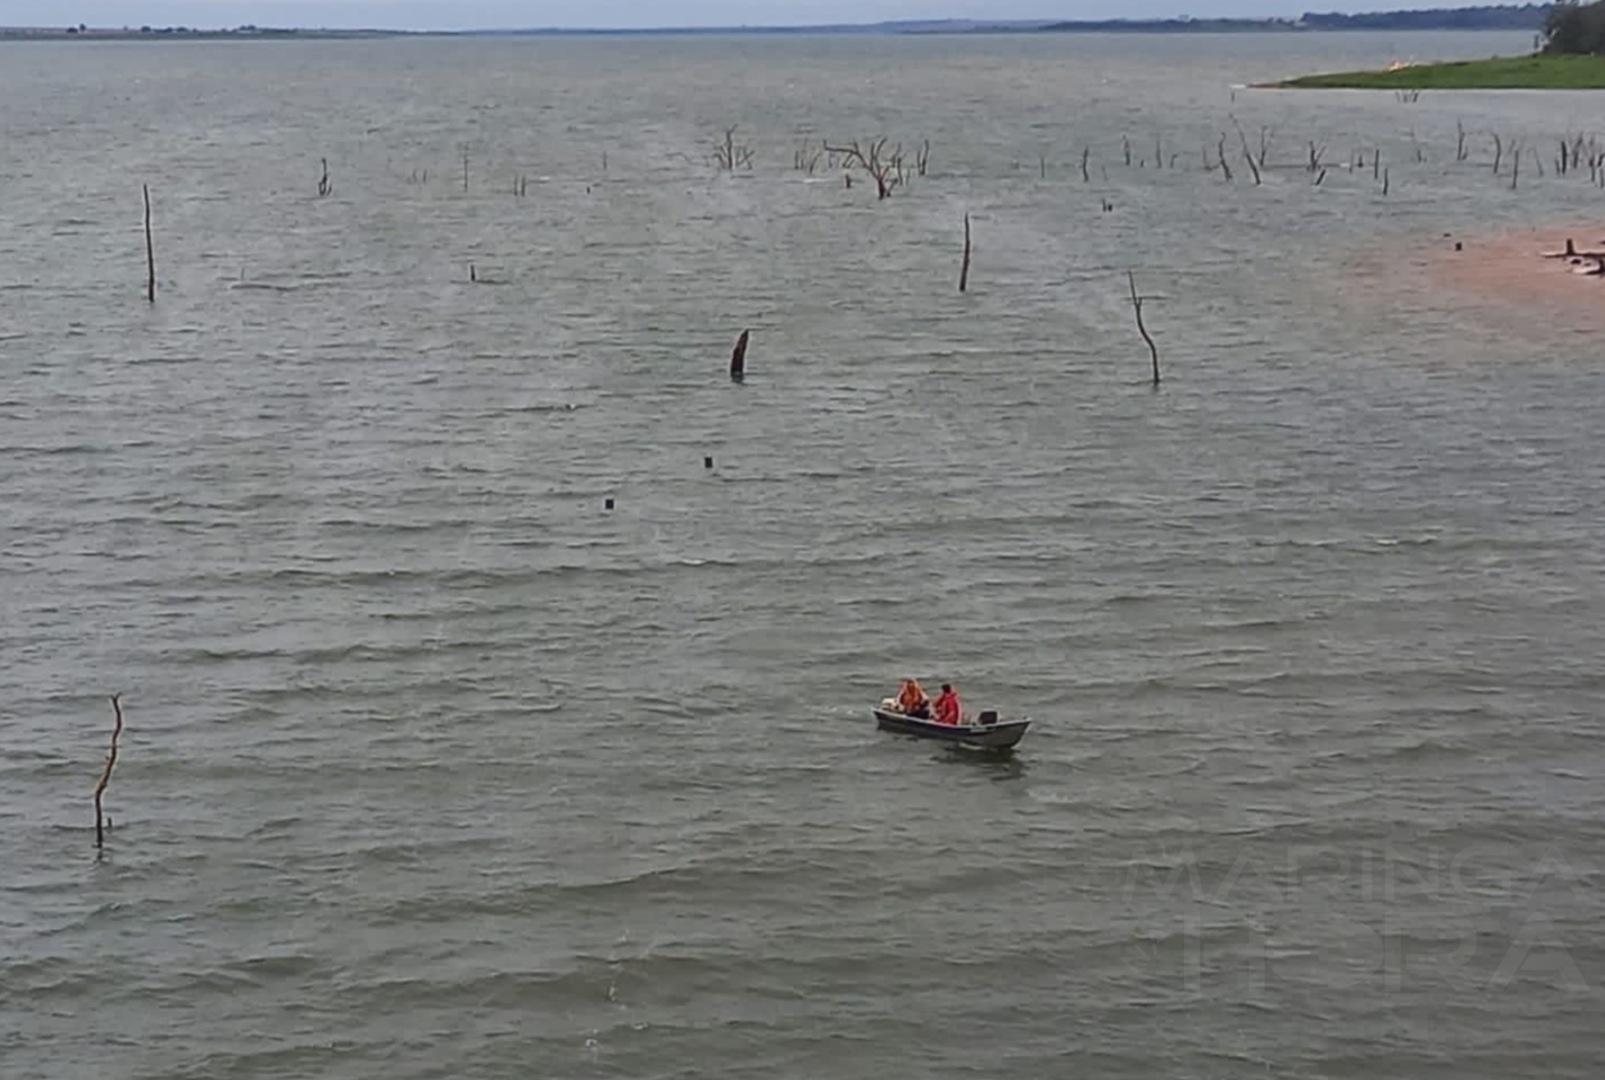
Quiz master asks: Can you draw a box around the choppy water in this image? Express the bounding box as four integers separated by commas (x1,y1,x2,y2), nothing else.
3,29,1604,1079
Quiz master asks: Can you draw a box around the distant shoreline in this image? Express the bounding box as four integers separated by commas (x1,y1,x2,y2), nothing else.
0,27,400,41
0,15,1549,43
1276,53,1605,89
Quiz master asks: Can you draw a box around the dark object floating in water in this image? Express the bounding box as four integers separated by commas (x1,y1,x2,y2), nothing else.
872,706,1031,751
604,497,614,511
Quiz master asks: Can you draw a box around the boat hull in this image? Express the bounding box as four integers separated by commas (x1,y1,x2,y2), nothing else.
872,708,1030,750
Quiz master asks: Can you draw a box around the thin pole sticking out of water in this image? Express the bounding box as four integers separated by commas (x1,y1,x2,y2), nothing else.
143,185,155,303
1128,271,1160,387
959,213,972,294
94,695,124,849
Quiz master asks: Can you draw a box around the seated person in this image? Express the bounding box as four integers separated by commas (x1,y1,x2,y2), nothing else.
932,683,963,726
897,678,932,718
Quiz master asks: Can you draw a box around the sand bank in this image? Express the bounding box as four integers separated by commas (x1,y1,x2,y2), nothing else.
1426,224,1605,333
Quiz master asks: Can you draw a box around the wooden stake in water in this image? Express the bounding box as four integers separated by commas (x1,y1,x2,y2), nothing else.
143,185,155,303
959,213,972,294
94,695,124,849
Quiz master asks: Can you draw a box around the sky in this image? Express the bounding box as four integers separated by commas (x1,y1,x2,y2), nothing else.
0,1,1532,31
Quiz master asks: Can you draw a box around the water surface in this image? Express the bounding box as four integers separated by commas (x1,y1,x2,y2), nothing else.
2,30,1603,1080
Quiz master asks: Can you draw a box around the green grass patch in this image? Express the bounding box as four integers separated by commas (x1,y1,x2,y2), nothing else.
1280,53,1605,90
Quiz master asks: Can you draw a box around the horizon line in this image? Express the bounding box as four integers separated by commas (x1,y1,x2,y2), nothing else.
0,12,1545,37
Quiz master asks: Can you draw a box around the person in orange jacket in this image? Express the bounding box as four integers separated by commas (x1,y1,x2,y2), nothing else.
932,683,963,726
897,678,932,719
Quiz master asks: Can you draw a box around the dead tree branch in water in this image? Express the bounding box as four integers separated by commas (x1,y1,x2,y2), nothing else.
1216,135,1233,181
714,126,754,171
793,139,823,174
1128,272,1161,387
317,158,331,197
1491,134,1503,174
1307,141,1327,173
142,185,155,303
916,139,931,177
959,213,972,293
824,138,897,199
1457,121,1468,162
1081,147,1090,183
94,695,124,849
1234,122,1261,185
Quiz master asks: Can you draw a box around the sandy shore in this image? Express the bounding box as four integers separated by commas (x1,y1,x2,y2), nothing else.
1427,224,1605,331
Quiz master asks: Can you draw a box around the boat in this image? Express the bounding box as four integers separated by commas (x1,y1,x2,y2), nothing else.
872,706,1031,751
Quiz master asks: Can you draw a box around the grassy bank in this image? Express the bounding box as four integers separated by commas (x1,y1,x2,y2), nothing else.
1279,53,1605,90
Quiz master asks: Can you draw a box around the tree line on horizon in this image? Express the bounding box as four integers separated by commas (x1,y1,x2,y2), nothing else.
1298,4,1551,30
1040,5,1552,33
1543,0,1605,53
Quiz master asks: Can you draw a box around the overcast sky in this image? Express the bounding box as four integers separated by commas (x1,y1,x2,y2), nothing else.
2,1,1528,31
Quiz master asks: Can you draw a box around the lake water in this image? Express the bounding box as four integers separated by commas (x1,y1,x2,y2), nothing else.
3,29,1603,1079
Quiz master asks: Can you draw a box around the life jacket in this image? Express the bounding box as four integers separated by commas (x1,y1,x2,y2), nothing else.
899,680,929,712
934,691,962,726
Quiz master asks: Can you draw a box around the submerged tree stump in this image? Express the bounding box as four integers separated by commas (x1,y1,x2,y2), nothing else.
730,330,749,382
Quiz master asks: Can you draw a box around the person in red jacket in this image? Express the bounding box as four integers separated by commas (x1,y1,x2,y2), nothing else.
932,683,963,726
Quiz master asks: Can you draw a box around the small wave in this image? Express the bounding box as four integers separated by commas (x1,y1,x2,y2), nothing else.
499,402,585,414
0,442,112,456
